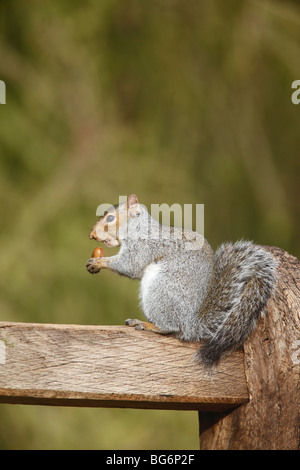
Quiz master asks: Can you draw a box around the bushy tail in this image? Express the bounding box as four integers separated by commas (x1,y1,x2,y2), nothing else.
197,241,278,369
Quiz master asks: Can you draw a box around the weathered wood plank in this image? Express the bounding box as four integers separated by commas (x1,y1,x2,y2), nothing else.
0,322,248,411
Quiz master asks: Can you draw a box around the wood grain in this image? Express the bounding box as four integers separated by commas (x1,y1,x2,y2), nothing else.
0,322,248,411
199,246,300,449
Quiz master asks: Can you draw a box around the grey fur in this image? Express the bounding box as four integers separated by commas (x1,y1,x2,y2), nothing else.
197,241,278,367
87,198,278,368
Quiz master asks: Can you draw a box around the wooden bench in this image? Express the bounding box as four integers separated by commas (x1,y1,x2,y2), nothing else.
0,246,299,449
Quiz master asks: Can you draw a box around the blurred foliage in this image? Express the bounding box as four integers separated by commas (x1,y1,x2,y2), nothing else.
0,0,299,450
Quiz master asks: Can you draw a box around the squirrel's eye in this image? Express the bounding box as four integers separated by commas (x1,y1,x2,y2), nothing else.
106,214,115,223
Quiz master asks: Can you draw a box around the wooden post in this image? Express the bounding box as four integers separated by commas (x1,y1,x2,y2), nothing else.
199,246,300,450
0,245,298,449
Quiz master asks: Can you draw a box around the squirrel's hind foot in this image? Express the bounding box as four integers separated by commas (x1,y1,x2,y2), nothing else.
125,319,174,335
125,318,145,330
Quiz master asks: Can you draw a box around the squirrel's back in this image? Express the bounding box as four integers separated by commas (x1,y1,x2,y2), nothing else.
197,240,278,368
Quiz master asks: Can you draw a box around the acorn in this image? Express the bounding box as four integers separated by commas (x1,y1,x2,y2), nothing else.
91,246,105,258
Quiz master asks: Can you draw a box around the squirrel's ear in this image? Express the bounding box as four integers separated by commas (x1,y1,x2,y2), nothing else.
127,194,140,218
127,194,138,208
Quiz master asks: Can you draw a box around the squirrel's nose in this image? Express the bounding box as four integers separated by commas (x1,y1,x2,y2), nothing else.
89,230,96,240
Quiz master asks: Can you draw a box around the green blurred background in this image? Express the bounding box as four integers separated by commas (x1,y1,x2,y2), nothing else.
0,0,299,449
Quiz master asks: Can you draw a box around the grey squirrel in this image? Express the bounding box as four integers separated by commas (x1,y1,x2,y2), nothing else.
86,194,278,368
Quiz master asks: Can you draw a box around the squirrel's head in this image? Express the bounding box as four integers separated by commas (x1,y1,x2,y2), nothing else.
89,194,140,247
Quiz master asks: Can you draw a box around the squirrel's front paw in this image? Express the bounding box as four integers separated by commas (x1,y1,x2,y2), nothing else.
86,258,101,274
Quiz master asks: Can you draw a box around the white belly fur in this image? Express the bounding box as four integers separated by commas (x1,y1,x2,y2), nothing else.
140,263,161,305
